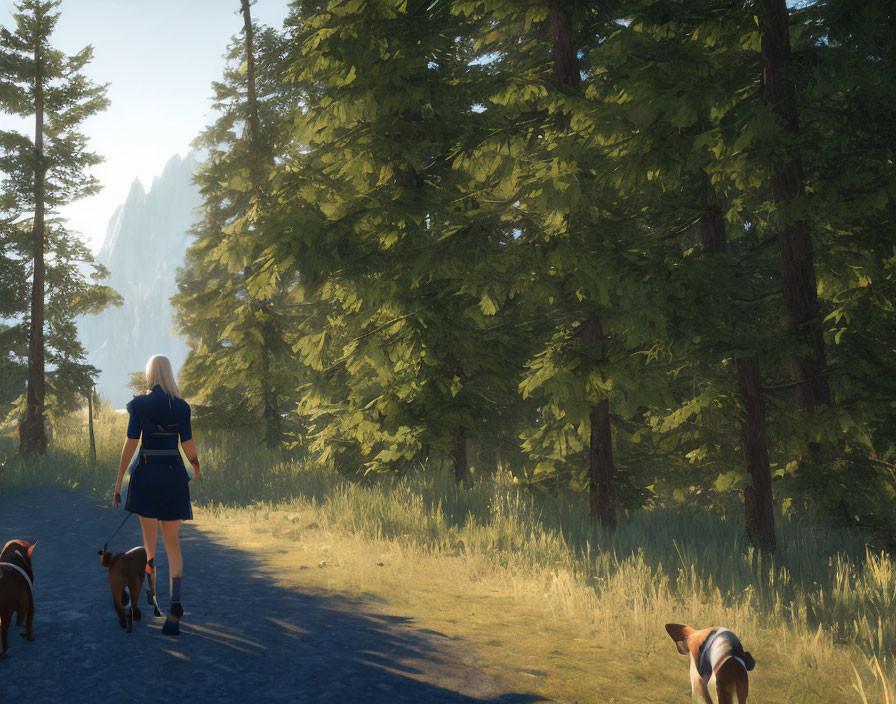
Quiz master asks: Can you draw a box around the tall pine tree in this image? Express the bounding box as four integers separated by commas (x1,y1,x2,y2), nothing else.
173,6,299,448
0,0,114,453
265,0,533,479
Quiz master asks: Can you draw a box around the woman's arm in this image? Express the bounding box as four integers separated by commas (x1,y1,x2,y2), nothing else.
181,437,200,483
114,437,140,507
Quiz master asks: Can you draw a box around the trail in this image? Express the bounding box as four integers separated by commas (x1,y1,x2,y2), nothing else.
0,487,544,703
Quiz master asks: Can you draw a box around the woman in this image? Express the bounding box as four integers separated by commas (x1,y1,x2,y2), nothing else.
112,354,200,636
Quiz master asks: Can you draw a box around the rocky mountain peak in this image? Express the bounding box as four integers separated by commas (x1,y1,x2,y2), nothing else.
77,151,202,408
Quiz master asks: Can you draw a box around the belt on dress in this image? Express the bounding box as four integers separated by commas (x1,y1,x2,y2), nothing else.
140,448,181,456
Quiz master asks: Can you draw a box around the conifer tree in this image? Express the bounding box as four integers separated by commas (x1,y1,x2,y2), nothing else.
757,0,831,412
586,0,779,550
779,0,896,540
0,218,29,412
268,0,533,479
0,0,113,454
450,1,676,527
173,8,300,448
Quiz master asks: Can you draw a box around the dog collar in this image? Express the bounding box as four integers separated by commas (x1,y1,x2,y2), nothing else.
0,561,33,597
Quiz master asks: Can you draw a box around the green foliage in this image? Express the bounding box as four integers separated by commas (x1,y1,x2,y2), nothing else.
126,372,147,397
0,0,118,423
0,0,886,545
172,18,303,449
162,0,896,541
263,0,537,477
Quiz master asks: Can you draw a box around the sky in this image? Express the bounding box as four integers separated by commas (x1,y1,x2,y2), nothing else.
0,0,292,256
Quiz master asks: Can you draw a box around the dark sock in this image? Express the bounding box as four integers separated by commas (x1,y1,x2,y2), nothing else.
171,576,181,604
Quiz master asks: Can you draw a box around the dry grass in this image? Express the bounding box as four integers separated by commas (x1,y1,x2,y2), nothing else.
193,498,893,703
1,417,895,702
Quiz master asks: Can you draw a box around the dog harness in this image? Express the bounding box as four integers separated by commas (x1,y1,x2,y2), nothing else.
0,560,33,598
697,628,747,681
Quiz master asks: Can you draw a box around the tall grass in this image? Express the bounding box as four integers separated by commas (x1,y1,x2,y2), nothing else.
2,414,894,698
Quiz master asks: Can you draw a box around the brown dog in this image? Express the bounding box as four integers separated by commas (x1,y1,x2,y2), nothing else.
665,623,755,703
0,539,37,656
98,546,147,632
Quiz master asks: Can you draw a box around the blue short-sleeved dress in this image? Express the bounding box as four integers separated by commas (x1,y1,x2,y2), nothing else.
124,383,194,521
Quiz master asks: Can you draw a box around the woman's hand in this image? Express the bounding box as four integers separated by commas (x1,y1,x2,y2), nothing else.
188,457,200,484
113,486,122,508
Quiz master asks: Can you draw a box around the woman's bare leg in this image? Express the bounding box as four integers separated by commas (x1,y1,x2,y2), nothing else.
138,515,158,561
160,519,183,592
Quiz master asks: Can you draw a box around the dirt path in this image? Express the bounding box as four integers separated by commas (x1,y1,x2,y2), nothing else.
0,487,545,703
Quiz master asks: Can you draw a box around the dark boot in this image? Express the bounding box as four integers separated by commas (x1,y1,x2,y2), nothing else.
162,602,183,636
162,576,183,636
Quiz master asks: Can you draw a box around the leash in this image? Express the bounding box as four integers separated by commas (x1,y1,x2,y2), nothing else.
102,506,135,552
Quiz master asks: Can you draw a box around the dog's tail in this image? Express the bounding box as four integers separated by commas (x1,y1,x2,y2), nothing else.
742,650,755,671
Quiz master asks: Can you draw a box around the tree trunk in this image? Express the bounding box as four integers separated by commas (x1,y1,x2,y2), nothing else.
736,356,776,552
88,385,97,470
242,0,281,446
550,0,617,532
549,0,579,87
758,0,830,411
20,39,47,456
451,427,468,484
241,0,261,151
260,319,282,448
699,210,727,255
700,211,776,553
583,313,617,532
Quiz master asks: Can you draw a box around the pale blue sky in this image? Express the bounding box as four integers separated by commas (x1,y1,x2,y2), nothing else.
0,0,292,255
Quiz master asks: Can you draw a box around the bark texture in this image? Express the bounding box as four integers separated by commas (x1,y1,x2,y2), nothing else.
582,312,617,532
452,428,469,484
242,0,282,447
21,37,47,456
88,385,97,470
736,356,777,553
550,0,618,531
758,0,830,411
700,210,776,552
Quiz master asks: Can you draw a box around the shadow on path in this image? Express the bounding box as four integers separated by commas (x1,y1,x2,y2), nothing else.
0,487,546,703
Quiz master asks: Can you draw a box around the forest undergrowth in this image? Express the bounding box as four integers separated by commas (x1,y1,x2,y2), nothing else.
1,419,893,703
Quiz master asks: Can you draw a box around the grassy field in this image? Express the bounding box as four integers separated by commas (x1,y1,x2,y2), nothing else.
1,414,894,702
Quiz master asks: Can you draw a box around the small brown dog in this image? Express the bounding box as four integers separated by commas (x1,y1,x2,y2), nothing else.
665,623,755,703
98,546,147,632
0,539,37,656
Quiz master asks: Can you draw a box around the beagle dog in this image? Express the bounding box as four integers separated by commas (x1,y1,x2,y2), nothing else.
98,546,147,632
665,623,755,703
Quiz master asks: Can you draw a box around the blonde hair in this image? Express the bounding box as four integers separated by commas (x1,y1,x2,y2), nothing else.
145,354,181,398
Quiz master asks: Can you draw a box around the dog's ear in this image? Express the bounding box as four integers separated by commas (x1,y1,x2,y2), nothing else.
27,540,37,560
665,623,694,654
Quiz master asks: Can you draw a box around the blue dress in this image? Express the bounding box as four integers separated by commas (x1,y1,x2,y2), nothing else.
124,384,194,521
